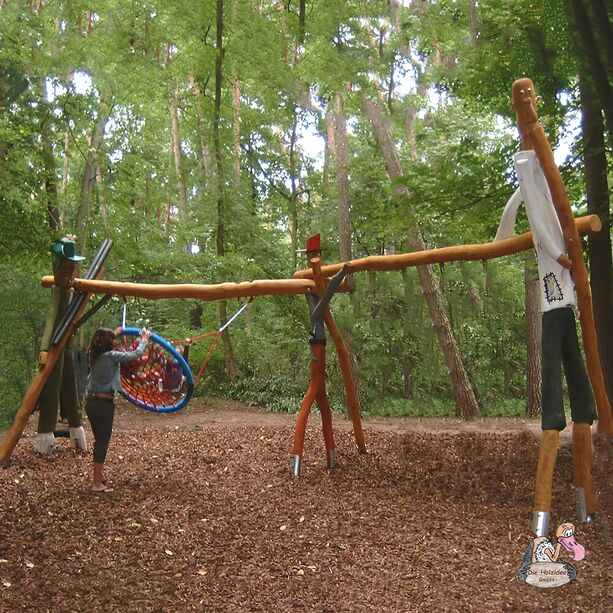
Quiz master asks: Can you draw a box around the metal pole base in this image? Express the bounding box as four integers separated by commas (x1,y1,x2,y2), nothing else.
327,449,337,470
532,511,549,537
585,513,597,524
576,487,587,522
356,443,367,455
291,454,302,477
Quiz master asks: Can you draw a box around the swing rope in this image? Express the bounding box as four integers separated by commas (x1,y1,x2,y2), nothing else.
177,298,253,387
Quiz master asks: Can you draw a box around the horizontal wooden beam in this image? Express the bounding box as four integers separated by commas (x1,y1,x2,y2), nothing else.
40,277,323,301
293,215,601,279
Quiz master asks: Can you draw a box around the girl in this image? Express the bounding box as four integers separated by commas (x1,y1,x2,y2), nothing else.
85,326,151,492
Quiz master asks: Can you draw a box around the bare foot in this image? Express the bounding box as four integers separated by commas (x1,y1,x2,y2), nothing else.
91,485,114,493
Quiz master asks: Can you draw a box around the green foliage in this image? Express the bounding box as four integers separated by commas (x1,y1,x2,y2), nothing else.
0,257,49,426
1,0,602,429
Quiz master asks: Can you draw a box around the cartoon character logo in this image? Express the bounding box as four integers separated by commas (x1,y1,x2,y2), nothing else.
518,522,585,588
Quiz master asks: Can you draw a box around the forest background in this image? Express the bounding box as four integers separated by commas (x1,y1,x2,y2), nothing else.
1,0,611,427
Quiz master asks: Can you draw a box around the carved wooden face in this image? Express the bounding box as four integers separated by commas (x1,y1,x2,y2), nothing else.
512,78,538,124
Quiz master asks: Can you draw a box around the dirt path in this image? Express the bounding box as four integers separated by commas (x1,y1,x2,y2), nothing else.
112,397,555,436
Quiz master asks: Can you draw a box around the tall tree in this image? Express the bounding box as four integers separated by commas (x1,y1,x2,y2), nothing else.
74,101,110,249
213,0,237,380
362,97,480,419
580,72,613,405
169,86,189,225
332,92,352,263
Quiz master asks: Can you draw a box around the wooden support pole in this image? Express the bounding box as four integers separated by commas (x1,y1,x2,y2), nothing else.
291,350,321,459
572,423,597,515
308,256,336,467
0,277,102,465
293,215,601,279
323,309,367,454
309,257,366,454
533,430,560,514
512,78,611,436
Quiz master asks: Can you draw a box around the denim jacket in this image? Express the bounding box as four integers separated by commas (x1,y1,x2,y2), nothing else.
86,338,148,395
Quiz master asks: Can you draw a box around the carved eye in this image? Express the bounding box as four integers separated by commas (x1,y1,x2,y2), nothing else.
527,87,532,93
520,89,525,95
564,528,573,537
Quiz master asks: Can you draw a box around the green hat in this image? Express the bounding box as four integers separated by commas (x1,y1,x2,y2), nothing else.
51,237,85,262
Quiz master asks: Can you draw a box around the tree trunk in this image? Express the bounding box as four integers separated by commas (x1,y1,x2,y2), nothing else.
580,72,613,405
232,65,241,187
75,104,109,249
322,110,333,197
524,251,542,417
468,0,479,45
214,0,237,380
570,0,613,147
169,87,189,225
189,74,215,184
41,79,61,232
362,97,480,418
289,118,299,270
333,93,352,263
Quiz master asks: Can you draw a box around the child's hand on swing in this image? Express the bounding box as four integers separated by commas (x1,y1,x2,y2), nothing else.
141,329,152,341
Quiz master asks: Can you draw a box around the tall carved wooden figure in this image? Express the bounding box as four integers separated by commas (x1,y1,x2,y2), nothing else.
502,78,608,536
35,237,88,455
291,234,350,476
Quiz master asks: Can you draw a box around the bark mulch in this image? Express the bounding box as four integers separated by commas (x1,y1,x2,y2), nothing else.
0,400,610,612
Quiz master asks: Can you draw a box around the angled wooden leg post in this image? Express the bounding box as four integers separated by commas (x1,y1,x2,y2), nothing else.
572,423,597,522
532,430,560,536
291,342,336,476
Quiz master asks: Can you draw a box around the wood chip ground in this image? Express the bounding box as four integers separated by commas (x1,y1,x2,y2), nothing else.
1,400,610,612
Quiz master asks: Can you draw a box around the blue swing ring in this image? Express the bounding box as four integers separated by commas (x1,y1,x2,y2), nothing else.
116,327,194,413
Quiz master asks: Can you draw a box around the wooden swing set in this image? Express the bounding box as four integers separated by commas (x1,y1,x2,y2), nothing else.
0,79,609,535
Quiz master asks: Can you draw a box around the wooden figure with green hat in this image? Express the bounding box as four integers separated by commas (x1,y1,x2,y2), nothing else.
34,237,88,455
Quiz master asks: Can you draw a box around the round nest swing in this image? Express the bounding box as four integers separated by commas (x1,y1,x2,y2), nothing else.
116,327,194,413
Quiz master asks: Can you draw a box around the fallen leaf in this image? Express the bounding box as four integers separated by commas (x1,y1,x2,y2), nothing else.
197,568,208,576
2,581,11,587
280,525,287,531
165,549,174,556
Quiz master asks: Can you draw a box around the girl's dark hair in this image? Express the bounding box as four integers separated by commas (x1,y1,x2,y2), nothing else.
88,327,116,363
